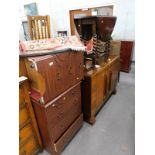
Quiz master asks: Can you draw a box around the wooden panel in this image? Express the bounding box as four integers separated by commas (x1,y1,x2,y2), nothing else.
19,106,29,127
55,114,83,153
120,41,134,72
19,136,39,155
19,63,43,154
19,123,34,146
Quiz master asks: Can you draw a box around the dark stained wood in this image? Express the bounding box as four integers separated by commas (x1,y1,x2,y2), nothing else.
120,40,134,73
70,9,92,35
82,55,120,124
25,51,84,104
32,83,83,155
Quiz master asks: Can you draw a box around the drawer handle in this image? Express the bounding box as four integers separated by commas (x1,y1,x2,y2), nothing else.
76,77,79,80
68,66,72,74
79,62,83,67
56,72,61,80
52,102,62,108
60,125,64,131
57,113,63,119
71,92,75,96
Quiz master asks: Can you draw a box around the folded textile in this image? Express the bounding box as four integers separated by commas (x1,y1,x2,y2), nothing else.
19,35,86,53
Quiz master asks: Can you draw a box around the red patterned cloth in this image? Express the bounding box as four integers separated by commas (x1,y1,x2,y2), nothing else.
19,35,86,53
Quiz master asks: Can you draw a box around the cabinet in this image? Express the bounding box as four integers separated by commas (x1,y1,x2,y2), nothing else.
25,50,84,155
19,78,42,155
25,51,83,104
120,40,134,72
82,55,120,124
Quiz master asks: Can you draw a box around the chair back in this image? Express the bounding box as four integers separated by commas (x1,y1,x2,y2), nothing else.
27,15,51,40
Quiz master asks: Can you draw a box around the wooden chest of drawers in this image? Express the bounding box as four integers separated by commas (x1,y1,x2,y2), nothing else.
19,78,42,155
25,51,83,104
32,83,83,155
24,50,84,155
82,55,120,124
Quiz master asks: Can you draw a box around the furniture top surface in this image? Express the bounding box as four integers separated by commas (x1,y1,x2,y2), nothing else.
84,55,119,77
19,47,77,58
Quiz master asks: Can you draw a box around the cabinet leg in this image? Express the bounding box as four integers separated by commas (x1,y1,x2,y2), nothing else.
87,116,96,125
112,89,117,95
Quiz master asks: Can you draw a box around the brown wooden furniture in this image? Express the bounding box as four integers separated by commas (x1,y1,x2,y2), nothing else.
70,6,114,35
82,55,119,124
27,15,51,40
24,50,84,155
120,40,134,73
19,77,42,155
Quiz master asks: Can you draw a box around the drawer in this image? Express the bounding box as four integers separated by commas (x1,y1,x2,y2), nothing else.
19,123,34,146
46,84,81,126
19,136,39,155
19,107,30,128
51,97,81,142
55,113,83,153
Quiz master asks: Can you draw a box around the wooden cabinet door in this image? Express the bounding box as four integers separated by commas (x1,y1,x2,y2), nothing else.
95,69,107,110
108,58,119,93
68,51,84,87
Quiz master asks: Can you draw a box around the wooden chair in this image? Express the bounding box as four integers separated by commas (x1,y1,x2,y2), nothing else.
27,15,51,40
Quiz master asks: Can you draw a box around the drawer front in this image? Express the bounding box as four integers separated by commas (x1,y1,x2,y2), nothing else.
19,136,39,155
46,84,81,125
51,97,81,142
19,107,30,127
55,113,83,153
19,123,34,146
46,84,82,142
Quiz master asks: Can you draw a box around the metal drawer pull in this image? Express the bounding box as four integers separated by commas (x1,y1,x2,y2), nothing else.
52,102,62,108
76,77,79,80
60,125,64,130
57,113,63,119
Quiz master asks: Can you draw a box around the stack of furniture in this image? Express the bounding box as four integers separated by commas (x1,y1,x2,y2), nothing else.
19,59,42,155
74,16,119,124
120,40,134,73
24,50,84,155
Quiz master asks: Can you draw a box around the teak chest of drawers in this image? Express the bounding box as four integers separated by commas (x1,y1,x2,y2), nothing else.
19,78,42,155
82,55,120,124
24,50,84,155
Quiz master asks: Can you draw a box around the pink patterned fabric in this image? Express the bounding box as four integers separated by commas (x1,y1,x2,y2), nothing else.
19,35,86,53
